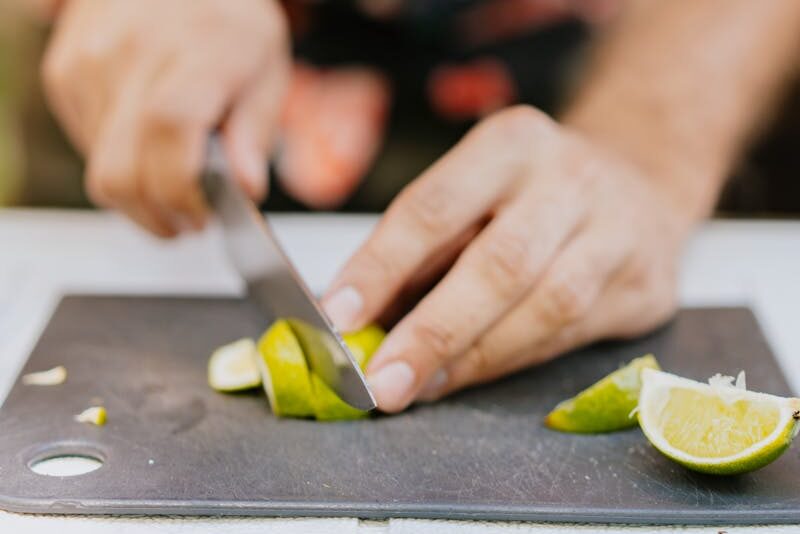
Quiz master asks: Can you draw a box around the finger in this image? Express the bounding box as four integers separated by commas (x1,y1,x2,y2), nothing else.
222,45,290,202
321,115,541,332
40,17,90,152
423,225,640,400
87,118,176,238
140,62,230,231
85,74,176,238
445,277,675,397
376,222,484,328
366,182,588,413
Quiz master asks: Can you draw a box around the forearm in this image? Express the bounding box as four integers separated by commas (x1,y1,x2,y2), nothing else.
563,0,800,221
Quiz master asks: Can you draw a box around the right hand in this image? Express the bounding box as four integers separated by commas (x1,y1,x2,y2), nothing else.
42,0,290,236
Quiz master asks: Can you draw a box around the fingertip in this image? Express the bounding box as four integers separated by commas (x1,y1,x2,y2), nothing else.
322,285,364,332
223,126,269,201
366,360,416,413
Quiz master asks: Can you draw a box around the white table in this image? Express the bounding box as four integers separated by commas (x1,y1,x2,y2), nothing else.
1,208,799,534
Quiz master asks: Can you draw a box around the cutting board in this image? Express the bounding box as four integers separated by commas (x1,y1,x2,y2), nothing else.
0,296,798,524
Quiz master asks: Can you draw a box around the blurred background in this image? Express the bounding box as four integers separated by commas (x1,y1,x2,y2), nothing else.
1,0,799,215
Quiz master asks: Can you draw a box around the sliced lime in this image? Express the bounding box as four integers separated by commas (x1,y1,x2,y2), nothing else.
310,324,385,421
638,368,800,475
256,320,315,418
545,354,659,433
208,338,261,392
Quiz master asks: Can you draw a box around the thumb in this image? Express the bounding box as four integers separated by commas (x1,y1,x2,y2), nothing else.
221,64,289,202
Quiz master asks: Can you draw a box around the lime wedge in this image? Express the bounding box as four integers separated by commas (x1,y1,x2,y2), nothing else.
545,354,660,433
208,338,261,392
310,325,385,421
638,368,800,475
256,320,315,418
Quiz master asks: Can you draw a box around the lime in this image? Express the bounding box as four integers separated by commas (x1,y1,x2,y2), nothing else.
207,338,261,392
638,368,800,475
213,321,385,421
545,354,660,433
342,324,385,367
256,320,316,418
310,325,385,421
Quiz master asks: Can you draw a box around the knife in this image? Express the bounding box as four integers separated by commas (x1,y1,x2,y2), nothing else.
202,137,376,411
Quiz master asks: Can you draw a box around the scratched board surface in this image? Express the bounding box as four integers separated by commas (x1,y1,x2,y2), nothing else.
0,296,798,524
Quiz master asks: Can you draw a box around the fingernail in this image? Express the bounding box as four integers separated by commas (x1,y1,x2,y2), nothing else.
367,361,416,412
323,286,362,331
237,141,267,198
417,369,448,402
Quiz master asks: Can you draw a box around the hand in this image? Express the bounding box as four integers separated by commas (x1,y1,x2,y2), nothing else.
323,106,699,413
42,0,289,236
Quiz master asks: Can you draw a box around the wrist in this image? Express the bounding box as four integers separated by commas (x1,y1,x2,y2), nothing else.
562,103,728,226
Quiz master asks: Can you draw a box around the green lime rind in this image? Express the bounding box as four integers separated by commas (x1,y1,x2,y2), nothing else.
545,354,660,433
257,320,315,418
648,419,798,475
310,373,371,421
310,325,385,421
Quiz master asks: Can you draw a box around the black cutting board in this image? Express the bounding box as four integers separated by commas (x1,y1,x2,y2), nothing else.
0,296,798,524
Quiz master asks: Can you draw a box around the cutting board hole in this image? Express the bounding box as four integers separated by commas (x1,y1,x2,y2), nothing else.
28,444,104,477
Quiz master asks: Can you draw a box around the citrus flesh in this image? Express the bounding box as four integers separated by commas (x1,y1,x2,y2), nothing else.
208,338,261,392
310,324,385,421
638,368,800,475
256,320,316,418
545,354,660,433
256,320,384,420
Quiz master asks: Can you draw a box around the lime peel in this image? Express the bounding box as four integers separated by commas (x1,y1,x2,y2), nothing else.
256,319,316,418
208,338,261,392
22,365,67,386
75,406,107,426
545,354,660,433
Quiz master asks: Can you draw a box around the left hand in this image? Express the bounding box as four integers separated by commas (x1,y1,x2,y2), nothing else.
322,105,699,412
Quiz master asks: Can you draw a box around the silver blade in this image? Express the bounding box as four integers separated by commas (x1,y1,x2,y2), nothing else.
202,138,375,411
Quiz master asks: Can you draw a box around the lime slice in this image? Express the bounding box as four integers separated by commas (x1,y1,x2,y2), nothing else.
208,338,261,392
545,354,660,433
310,325,385,421
257,320,315,418
75,406,107,426
638,368,800,475
342,324,385,367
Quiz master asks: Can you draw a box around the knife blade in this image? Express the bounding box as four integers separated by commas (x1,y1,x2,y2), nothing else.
202,137,376,411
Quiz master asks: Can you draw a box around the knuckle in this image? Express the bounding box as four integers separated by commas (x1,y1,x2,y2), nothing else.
142,97,199,137
411,319,457,367
86,167,136,206
393,181,452,238
477,230,534,297
149,179,190,211
466,341,494,376
482,105,552,142
538,273,593,325
41,51,71,91
356,242,400,286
